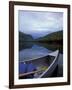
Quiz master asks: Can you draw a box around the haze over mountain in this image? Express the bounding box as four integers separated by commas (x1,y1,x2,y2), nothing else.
19,30,63,42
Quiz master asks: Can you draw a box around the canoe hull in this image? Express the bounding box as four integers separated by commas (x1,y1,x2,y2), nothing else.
19,50,59,78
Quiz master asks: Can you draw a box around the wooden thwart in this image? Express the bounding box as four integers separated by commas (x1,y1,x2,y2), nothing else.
19,68,46,77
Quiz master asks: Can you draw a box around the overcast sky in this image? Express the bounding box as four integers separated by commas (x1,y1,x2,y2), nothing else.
18,10,63,39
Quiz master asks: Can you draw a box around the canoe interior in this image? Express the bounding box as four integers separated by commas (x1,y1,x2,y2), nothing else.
19,55,55,79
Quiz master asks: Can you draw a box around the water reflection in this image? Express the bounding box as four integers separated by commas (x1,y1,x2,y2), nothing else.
19,42,63,77
19,45,52,62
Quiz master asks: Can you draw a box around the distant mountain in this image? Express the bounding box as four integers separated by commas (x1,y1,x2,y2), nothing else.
19,31,33,42
36,31,63,42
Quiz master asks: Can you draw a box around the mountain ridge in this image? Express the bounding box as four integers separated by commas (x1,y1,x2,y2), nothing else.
36,30,63,42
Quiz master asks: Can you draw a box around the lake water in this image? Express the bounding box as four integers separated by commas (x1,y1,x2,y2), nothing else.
19,43,63,77
19,45,52,61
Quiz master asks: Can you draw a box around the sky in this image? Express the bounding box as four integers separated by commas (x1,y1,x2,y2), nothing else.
18,10,63,39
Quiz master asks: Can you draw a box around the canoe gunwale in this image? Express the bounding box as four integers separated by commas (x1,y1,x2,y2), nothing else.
39,50,59,78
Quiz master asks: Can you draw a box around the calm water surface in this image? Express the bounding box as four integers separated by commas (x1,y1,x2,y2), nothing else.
19,45,52,62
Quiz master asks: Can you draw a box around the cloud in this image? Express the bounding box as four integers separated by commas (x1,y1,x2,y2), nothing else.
19,10,63,38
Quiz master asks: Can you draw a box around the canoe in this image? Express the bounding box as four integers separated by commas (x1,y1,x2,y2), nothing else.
19,50,59,79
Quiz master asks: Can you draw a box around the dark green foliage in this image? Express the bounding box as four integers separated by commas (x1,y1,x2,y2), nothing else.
19,31,33,50
19,31,33,42
36,31,63,42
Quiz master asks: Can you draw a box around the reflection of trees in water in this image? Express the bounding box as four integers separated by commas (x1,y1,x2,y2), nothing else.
19,41,63,54
35,42,63,54
19,42,33,51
